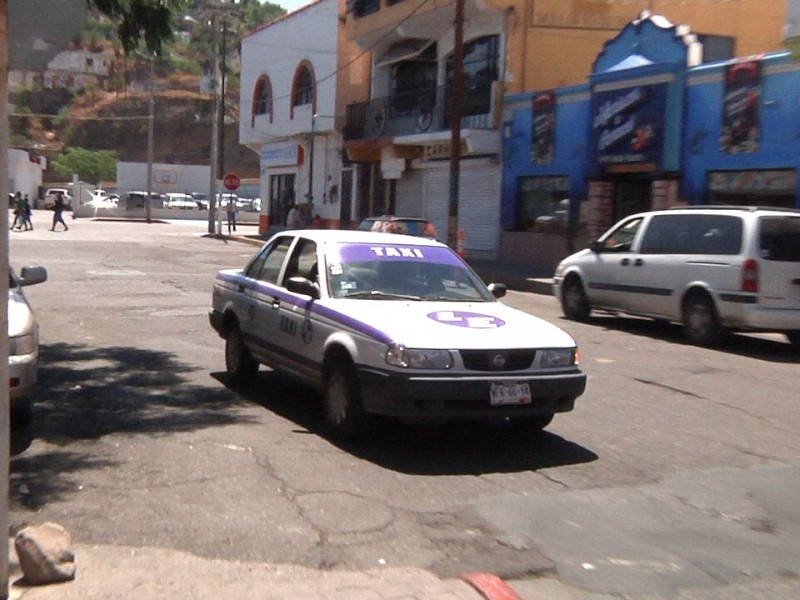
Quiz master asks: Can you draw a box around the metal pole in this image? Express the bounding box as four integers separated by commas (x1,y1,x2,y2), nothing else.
1,1,12,594
447,0,465,250
307,113,316,213
207,12,220,234
218,17,226,179
145,54,154,223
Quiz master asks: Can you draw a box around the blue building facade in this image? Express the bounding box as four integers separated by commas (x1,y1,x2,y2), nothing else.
501,12,800,269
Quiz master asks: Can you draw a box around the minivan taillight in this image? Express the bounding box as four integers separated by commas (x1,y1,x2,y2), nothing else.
742,258,758,293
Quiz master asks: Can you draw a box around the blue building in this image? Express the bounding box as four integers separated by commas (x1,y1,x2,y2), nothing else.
501,12,800,272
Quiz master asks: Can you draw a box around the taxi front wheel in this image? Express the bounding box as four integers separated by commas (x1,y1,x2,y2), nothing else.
323,358,370,441
225,322,259,384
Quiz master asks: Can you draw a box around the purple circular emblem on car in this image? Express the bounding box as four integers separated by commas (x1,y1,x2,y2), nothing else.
427,311,505,329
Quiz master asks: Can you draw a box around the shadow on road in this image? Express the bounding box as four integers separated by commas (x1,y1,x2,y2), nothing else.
223,370,599,476
10,342,258,513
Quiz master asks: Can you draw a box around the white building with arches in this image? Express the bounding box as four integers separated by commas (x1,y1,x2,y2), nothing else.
239,0,371,233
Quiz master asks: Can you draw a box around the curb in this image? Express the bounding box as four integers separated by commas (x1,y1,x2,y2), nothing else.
461,573,524,600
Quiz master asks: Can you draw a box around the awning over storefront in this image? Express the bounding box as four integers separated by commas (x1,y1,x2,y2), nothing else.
375,39,435,68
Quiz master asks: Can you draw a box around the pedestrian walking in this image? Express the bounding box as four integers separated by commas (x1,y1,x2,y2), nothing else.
286,204,300,229
10,191,24,230
50,191,69,231
226,198,237,234
22,194,33,230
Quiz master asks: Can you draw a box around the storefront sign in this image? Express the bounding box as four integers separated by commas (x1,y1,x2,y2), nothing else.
708,169,795,192
423,141,468,160
720,60,762,154
260,142,302,168
531,92,555,165
590,83,667,168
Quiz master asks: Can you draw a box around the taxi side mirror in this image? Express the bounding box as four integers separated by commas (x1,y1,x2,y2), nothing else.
487,283,507,299
286,276,320,299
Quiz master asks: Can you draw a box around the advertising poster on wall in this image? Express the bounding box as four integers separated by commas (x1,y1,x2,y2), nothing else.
531,92,556,164
590,83,666,168
720,60,761,154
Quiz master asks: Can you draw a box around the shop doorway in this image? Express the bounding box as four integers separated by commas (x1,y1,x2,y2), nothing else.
614,179,651,221
270,173,296,227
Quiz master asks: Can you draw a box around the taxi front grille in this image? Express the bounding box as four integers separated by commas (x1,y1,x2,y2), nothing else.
459,349,535,371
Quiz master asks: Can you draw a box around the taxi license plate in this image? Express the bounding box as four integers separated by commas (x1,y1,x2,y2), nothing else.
490,382,532,406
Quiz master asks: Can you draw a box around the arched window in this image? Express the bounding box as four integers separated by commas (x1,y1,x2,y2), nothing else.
252,75,273,126
291,61,316,118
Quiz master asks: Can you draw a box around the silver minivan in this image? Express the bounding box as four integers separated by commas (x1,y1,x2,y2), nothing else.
553,206,800,347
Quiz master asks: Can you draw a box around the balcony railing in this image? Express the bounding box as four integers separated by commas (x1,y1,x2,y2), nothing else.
344,84,496,141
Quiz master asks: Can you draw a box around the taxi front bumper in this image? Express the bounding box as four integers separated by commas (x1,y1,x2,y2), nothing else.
357,367,586,422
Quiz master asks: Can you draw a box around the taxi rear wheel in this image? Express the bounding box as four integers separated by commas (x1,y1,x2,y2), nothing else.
323,358,370,440
225,323,258,384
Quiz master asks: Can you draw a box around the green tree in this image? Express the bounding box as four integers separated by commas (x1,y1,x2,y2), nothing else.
52,147,118,183
91,0,188,54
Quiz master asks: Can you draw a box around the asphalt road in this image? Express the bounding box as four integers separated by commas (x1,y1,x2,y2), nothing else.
8,211,800,599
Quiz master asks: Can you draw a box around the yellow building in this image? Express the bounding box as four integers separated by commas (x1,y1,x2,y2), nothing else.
342,0,788,255
506,0,786,92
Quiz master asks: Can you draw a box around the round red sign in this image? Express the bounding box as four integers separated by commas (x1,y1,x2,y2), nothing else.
223,173,240,191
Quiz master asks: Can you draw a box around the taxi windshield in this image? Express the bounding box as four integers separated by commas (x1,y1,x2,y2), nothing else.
326,243,492,301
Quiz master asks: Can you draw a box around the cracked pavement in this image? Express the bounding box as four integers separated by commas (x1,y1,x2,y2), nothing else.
8,216,800,598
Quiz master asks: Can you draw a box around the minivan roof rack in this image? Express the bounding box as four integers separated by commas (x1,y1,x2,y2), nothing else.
667,205,800,214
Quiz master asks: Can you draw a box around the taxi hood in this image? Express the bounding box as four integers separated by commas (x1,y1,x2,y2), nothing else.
326,300,576,349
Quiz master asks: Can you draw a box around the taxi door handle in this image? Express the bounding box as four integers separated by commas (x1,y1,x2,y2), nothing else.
271,297,281,309
634,258,644,266
238,284,246,293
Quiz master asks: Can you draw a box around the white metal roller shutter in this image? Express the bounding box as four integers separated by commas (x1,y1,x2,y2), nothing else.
457,163,500,252
423,169,449,244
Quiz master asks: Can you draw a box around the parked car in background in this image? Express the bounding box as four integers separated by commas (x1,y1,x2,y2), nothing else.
9,265,47,421
120,191,164,210
553,206,800,348
42,187,72,210
191,192,209,210
358,215,437,237
165,193,198,210
210,230,586,439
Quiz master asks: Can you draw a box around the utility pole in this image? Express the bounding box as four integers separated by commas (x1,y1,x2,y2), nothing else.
448,0,465,250
146,54,154,223
207,11,220,234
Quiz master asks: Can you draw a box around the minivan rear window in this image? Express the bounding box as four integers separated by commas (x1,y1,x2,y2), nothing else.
759,216,800,262
639,214,743,255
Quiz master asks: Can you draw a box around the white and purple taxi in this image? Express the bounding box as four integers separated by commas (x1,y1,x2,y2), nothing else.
210,230,586,439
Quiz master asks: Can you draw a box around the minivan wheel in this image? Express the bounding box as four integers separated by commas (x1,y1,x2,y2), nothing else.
561,277,591,321
682,292,724,346
225,322,259,384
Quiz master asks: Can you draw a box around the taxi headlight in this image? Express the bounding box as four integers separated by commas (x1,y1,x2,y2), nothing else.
539,348,576,368
386,344,453,369
10,334,36,356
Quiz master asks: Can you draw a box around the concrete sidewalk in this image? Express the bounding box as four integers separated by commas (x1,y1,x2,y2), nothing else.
8,543,500,600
